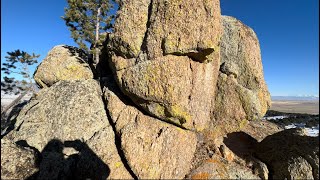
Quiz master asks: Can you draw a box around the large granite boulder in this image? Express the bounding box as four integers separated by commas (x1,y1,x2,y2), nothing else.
255,128,319,180
6,79,132,179
34,45,93,88
207,15,271,138
218,15,271,120
107,0,222,131
102,77,197,179
1,138,38,179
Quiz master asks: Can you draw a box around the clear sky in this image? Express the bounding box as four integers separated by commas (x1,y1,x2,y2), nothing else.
1,0,319,97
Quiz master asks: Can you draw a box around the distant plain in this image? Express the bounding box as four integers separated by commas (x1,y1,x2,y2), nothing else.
270,100,319,115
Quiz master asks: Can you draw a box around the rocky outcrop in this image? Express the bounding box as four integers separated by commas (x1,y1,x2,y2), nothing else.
218,16,271,119
103,77,197,179
255,128,319,179
2,1,282,179
34,45,93,88
207,15,271,138
110,0,221,60
1,138,38,179
6,79,132,179
108,0,222,131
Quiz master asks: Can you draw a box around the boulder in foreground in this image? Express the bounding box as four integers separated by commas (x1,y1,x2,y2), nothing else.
6,79,132,179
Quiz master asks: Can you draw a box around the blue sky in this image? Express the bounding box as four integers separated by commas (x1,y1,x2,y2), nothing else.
1,0,319,97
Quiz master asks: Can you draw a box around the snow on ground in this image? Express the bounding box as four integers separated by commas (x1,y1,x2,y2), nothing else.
264,115,319,137
263,116,288,120
284,124,319,137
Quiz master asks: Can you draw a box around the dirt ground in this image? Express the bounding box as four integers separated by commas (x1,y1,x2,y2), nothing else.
270,100,319,115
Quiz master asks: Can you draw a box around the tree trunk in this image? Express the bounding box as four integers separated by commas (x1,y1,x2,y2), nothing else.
92,6,101,79
94,7,101,66
1,90,30,118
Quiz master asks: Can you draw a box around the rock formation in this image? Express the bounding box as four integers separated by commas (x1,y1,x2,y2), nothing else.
5,80,132,179
103,77,197,179
1,138,38,179
34,45,93,88
1,0,318,179
108,0,222,131
255,128,319,180
206,15,271,139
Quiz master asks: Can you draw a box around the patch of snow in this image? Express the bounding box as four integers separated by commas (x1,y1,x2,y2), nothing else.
305,127,319,137
284,124,319,137
284,124,297,129
263,116,288,120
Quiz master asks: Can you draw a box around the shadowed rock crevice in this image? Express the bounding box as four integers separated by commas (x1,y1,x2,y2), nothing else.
99,90,139,179
140,0,153,53
167,47,215,62
1,101,28,138
223,132,258,161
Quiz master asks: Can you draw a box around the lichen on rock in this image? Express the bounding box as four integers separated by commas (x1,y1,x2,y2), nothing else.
34,45,94,88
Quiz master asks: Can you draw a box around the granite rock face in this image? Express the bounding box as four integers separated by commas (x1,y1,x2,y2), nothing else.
255,128,319,180
218,15,271,120
1,1,280,179
1,138,38,179
6,80,132,179
207,15,271,138
108,0,222,131
34,45,93,88
103,77,197,179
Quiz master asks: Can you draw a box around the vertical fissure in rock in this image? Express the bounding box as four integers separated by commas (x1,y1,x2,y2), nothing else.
140,0,153,53
99,92,138,179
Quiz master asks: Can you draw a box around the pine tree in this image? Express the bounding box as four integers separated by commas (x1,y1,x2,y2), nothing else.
62,0,115,77
1,50,39,120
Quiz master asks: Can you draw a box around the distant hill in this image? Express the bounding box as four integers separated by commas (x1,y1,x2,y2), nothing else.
1,82,39,95
272,96,319,101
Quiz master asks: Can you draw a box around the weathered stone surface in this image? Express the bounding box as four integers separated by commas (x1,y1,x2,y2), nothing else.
110,0,150,58
145,0,222,60
112,55,219,131
8,79,132,179
34,45,93,88
207,15,271,138
103,77,197,179
242,120,283,142
107,0,222,131
1,138,38,179
255,128,319,179
186,156,260,179
218,15,271,120
207,73,250,139
110,0,221,61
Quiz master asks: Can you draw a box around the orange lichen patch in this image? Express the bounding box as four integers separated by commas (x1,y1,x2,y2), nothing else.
225,152,234,162
191,172,210,179
206,158,219,164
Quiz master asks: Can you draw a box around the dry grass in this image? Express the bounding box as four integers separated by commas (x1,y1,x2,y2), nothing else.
270,100,319,115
